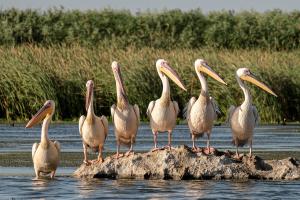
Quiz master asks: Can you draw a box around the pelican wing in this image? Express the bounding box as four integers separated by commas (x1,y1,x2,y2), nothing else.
111,104,116,122
53,141,61,153
183,97,196,121
32,142,39,159
210,97,221,119
101,115,109,139
252,106,260,125
146,101,155,118
79,115,86,137
172,101,180,116
133,104,140,124
227,105,236,125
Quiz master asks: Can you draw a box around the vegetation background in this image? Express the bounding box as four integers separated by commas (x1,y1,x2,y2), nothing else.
0,8,299,123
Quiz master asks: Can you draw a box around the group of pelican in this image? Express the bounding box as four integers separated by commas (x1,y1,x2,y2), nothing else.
25,59,277,179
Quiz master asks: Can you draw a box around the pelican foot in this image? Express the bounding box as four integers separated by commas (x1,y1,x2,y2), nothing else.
50,171,56,179
162,145,175,151
150,147,160,152
112,153,124,159
202,147,216,155
233,153,243,161
92,157,104,164
125,151,134,157
83,160,92,166
191,146,202,153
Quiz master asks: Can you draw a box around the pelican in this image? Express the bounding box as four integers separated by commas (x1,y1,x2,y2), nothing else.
185,59,227,153
79,80,109,165
26,100,60,179
228,68,277,158
111,61,140,158
147,59,187,151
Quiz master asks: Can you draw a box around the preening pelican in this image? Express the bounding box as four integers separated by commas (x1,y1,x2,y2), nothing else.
147,59,186,151
228,68,277,157
79,80,109,165
111,61,140,158
26,100,60,179
185,59,226,153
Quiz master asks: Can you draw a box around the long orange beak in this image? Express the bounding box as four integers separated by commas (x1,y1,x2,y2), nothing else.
198,63,227,85
86,83,93,111
160,63,187,91
26,103,51,128
114,65,126,96
241,73,277,97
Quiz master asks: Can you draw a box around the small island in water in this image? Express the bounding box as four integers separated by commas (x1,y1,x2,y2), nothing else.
74,145,300,180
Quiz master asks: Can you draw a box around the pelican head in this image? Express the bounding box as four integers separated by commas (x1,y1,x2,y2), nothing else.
156,59,187,91
237,68,277,97
112,61,126,96
85,80,94,111
26,100,55,128
195,59,227,85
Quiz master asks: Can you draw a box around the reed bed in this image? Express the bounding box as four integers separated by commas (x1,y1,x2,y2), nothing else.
0,45,299,123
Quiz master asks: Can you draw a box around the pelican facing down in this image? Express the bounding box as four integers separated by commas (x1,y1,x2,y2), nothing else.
26,100,60,179
111,61,140,158
185,59,226,153
79,80,109,165
228,68,277,157
147,59,187,151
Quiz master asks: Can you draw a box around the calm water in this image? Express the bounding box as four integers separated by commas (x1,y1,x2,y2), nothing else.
0,124,300,199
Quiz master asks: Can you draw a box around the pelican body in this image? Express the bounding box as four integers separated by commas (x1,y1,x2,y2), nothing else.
111,61,140,158
186,59,226,153
79,80,108,164
147,59,186,151
26,100,60,179
228,68,277,157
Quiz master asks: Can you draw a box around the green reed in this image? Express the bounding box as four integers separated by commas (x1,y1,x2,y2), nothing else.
0,45,299,123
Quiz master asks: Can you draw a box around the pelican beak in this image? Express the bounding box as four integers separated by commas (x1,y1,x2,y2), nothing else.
241,73,277,97
85,83,93,111
114,65,126,96
26,103,51,128
160,63,187,91
199,63,227,85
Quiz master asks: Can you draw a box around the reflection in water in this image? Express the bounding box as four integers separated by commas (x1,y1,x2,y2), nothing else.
0,176,299,199
76,177,103,198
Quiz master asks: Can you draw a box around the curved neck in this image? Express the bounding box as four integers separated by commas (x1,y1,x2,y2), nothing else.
41,114,52,144
196,70,208,96
237,75,252,110
86,92,96,123
160,76,171,105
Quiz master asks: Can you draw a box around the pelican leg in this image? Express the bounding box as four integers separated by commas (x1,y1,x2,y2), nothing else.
235,145,239,158
191,133,201,152
50,171,56,179
83,143,91,165
93,145,104,164
113,140,124,159
163,130,173,151
249,140,252,157
34,169,40,180
151,131,160,152
125,142,134,157
203,133,215,154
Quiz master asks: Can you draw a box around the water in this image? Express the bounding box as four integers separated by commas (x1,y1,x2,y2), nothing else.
0,124,300,199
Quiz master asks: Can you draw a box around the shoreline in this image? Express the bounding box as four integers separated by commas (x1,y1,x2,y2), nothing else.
1,150,300,167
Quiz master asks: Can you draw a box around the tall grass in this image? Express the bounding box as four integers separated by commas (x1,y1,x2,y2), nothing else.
0,9,300,50
0,45,299,123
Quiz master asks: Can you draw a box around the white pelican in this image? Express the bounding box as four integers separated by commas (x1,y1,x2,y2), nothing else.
111,61,140,158
228,68,277,157
26,100,60,179
147,59,187,151
185,59,227,153
79,80,109,165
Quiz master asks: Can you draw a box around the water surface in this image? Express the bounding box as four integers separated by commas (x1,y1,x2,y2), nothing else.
0,124,300,199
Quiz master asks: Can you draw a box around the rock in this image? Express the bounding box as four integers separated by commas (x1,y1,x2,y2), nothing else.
73,145,300,180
